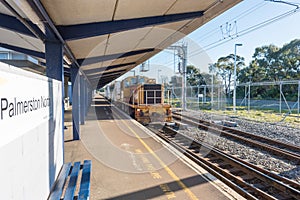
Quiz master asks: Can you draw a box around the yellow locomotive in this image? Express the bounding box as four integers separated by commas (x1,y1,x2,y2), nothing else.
107,76,172,124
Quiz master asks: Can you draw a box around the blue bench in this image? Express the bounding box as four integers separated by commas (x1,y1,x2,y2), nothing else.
48,160,92,200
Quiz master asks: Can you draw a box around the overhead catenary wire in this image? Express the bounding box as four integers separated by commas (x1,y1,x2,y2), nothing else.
192,1,267,43
161,3,300,67
189,7,300,59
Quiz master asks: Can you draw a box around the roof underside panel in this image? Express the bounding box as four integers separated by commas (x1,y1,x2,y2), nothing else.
166,0,213,14
0,0,242,88
114,0,176,20
67,35,108,59
105,28,152,55
0,28,44,53
40,0,117,25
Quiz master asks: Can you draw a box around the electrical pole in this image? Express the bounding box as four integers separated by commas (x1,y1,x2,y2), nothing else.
182,44,187,111
168,44,187,111
233,43,242,112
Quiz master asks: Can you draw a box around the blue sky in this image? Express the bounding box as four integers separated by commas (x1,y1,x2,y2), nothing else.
192,0,300,64
124,0,300,82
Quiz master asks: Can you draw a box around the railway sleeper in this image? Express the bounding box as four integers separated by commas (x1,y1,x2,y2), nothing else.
264,187,287,199
239,183,277,200
154,121,300,199
208,158,224,164
174,137,190,144
162,129,177,136
252,183,269,190
240,174,300,199
204,154,216,159
236,175,256,182
188,144,198,149
174,121,188,130
228,169,247,176
179,138,195,146
192,148,200,153
273,194,294,200
218,164,234,169
188,141,199,149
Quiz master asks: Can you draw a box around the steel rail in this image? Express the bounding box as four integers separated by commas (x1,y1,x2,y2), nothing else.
148,124,300,199
173,113,300,164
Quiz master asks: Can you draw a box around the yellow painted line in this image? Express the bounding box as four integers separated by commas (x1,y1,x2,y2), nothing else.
116,113,199,200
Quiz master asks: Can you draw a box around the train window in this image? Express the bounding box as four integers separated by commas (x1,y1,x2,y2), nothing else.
131,78,137,85
139,78,144,83
0,52,8,59
155,98,162,104
124,80,129,88
155,91,161,97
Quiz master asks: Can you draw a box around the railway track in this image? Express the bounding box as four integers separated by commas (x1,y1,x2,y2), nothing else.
148,124,300,200
172,112,300,164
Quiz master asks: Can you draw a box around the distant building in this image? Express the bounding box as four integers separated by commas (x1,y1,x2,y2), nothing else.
0,47,45,75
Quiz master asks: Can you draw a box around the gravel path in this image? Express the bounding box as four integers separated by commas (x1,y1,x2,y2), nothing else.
178,110,300,183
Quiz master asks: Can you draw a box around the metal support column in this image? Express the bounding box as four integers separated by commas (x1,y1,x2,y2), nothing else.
211,74,214,108
197,85,199,106
80,76,85,125
204,85,207,103
85,82,89,116
45,44,64,80
297,81,300,119
45,33,64,165
248,81,251,113
84,81,87,116
45,39,64,127
233,43,242,112
182,45,187,111
71,66,80,140
279,80,282,114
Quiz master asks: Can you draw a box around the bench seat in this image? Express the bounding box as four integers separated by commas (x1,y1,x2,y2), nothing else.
48,160,91,200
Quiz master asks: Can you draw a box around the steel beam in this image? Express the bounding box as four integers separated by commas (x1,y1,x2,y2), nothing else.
0,1,45,40
89,70,125,80
57,11,204,40
0,13,40,37
0,43,45,59
86,70,128,80
77,49,154,66
83,62,135,75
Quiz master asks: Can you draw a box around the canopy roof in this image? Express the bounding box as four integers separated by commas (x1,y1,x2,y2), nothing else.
0,0,241,88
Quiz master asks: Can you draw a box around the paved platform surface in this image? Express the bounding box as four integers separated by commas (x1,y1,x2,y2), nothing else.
64,95,244,200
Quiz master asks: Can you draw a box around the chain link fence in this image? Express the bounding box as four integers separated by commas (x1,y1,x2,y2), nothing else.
166,80,300,119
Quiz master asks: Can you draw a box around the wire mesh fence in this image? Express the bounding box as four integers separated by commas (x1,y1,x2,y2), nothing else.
166,80,300,119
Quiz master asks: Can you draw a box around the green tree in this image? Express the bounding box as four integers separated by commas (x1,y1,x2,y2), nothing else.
212,54,245,98
279,39,300,80
186,65,206,86
251,45,280,81
236,39,300,101
279,39,300,100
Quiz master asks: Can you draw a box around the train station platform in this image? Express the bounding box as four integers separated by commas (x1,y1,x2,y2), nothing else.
64,95,244,200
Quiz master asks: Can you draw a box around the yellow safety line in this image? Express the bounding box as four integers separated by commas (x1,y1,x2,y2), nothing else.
117,113,199,200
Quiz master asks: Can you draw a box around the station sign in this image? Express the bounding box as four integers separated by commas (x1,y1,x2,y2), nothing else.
0,63,61,147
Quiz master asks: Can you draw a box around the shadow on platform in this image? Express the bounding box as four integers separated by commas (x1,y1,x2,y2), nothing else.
108,175,207,200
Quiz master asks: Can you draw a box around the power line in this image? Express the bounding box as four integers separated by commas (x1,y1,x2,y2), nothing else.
162,5,300,67
265,0,300,8
192,1,267,42
189,7,300,59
